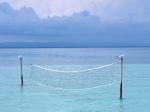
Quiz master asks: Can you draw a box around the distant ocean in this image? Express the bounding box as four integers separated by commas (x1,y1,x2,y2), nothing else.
0,48,150,65
0,48,150,112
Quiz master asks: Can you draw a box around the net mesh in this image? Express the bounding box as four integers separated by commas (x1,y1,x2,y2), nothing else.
30,62,120,90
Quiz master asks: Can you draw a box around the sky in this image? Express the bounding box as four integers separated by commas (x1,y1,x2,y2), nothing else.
1,0,150,22
0,0,150,47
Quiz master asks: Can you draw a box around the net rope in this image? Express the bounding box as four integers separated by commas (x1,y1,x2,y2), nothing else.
30,61,120,90
31,79,117,91
32,62,117,73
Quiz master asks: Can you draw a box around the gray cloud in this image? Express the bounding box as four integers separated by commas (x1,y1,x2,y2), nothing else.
0,2,150,47
1,0,150,23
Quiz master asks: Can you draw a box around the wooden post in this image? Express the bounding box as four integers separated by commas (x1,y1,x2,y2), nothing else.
19,56,23,86
119,55,124,100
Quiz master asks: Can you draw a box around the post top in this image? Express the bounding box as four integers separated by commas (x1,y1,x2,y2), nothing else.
18,55,23,59
118,54,124,58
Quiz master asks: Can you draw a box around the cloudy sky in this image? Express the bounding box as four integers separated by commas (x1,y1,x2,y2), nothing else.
0,0,150,47
1,0,150,22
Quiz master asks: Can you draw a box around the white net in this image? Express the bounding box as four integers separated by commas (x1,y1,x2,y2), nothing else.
30,61,120,90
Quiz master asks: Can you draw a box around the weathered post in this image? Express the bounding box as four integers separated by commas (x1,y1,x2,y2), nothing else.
19,56,23,86
119,55,124,100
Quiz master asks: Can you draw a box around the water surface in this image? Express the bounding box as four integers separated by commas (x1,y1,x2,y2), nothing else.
0,48,150,112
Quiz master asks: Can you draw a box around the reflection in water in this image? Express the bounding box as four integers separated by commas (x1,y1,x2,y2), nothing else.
20,85,23,93
119,99,124,112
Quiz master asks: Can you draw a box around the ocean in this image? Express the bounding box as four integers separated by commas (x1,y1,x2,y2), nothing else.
0,48,150,112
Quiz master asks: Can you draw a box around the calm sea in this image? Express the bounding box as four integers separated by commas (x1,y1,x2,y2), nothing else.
0,48,150,112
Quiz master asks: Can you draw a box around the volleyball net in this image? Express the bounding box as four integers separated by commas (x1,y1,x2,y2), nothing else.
30,60,121,90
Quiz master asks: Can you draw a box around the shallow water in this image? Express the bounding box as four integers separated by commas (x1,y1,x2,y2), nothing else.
0,48,150,112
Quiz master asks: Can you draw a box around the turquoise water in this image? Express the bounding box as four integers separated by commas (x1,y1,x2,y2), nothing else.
0,48,150,112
